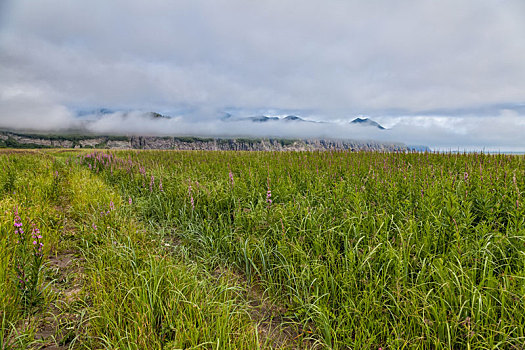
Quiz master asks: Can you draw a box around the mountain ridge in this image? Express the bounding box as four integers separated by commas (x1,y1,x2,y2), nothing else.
0,130,411,152
350,117,386,129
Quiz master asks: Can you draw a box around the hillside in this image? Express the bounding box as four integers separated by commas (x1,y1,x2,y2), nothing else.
0,131,409,152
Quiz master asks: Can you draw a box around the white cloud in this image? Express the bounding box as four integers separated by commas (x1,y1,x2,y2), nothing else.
0,79,78,131
0,0,524,149
71,109,525,152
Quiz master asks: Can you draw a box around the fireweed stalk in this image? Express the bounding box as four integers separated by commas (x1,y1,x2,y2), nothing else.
228,166,234,187
13,208,44,308
266,189,272,206
188,182,195,210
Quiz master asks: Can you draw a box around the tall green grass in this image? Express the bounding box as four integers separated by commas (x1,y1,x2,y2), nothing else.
2,149,524,348
0,151,66,348
80,150,525,348
68,168,261,349
1,151,267,349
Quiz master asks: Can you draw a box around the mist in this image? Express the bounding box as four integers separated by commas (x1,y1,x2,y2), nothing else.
38,109,521,152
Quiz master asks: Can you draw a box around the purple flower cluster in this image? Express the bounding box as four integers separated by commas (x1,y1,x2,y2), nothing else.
83,151,129,176
229,167,234,186
266,189,272,205
13,208,44,293
13,210,27,287
31,223,44,256
101,200,116,216
81,151,167,195
188,183,195,210
14,209,23,243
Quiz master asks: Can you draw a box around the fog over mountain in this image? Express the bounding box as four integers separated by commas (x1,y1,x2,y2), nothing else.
1,0,524,151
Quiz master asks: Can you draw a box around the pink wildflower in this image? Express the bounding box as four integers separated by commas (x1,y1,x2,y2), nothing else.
188,183,195,210
31,223,43,255
266,189,272,205
229,169,234,186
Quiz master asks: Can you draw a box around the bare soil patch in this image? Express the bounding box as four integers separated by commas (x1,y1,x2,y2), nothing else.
212,266,319,349
33,251,86,349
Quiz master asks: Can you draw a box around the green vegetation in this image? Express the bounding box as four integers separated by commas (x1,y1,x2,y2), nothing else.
174,136,214,143
0,137,52,149
1,149,524,349
94,141,107,149
278,139,297,146
1,132,128,142
235,138,260,144
0,151,265,349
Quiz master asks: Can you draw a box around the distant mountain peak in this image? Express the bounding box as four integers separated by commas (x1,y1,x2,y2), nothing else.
77,108,115,117
283,115,303,121
146,112,171,119
220,112,233,121
249,116,280,123
350,117,385,130
77,109,171,120
250,115,312,123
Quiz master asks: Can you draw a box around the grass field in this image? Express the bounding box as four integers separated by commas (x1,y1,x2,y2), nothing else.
1,149,524,349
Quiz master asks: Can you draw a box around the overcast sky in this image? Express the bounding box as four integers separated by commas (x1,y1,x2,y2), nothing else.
1,0,525,150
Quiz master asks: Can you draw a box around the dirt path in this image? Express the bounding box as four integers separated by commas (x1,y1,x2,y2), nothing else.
22,153,318,349
210,265,319,349
30,182,89,349
33,251,86,349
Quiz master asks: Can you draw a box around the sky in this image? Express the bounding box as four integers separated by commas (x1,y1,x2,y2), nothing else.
1,0,525,150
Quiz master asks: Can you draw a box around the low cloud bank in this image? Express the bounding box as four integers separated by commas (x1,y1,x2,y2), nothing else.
79,109,525,152
2,98,525,151
0,86,79,131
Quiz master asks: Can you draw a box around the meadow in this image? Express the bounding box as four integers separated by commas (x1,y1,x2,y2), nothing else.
1,149,524,349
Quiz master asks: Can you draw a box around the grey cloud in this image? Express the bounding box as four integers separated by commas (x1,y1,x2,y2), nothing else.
383,112,525,151
0,97,76,131
1,0,525,149
0,62,78,130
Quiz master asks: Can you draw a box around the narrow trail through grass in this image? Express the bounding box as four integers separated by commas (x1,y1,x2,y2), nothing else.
1,150,310,349
70,153,312,349
77,149,525,349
